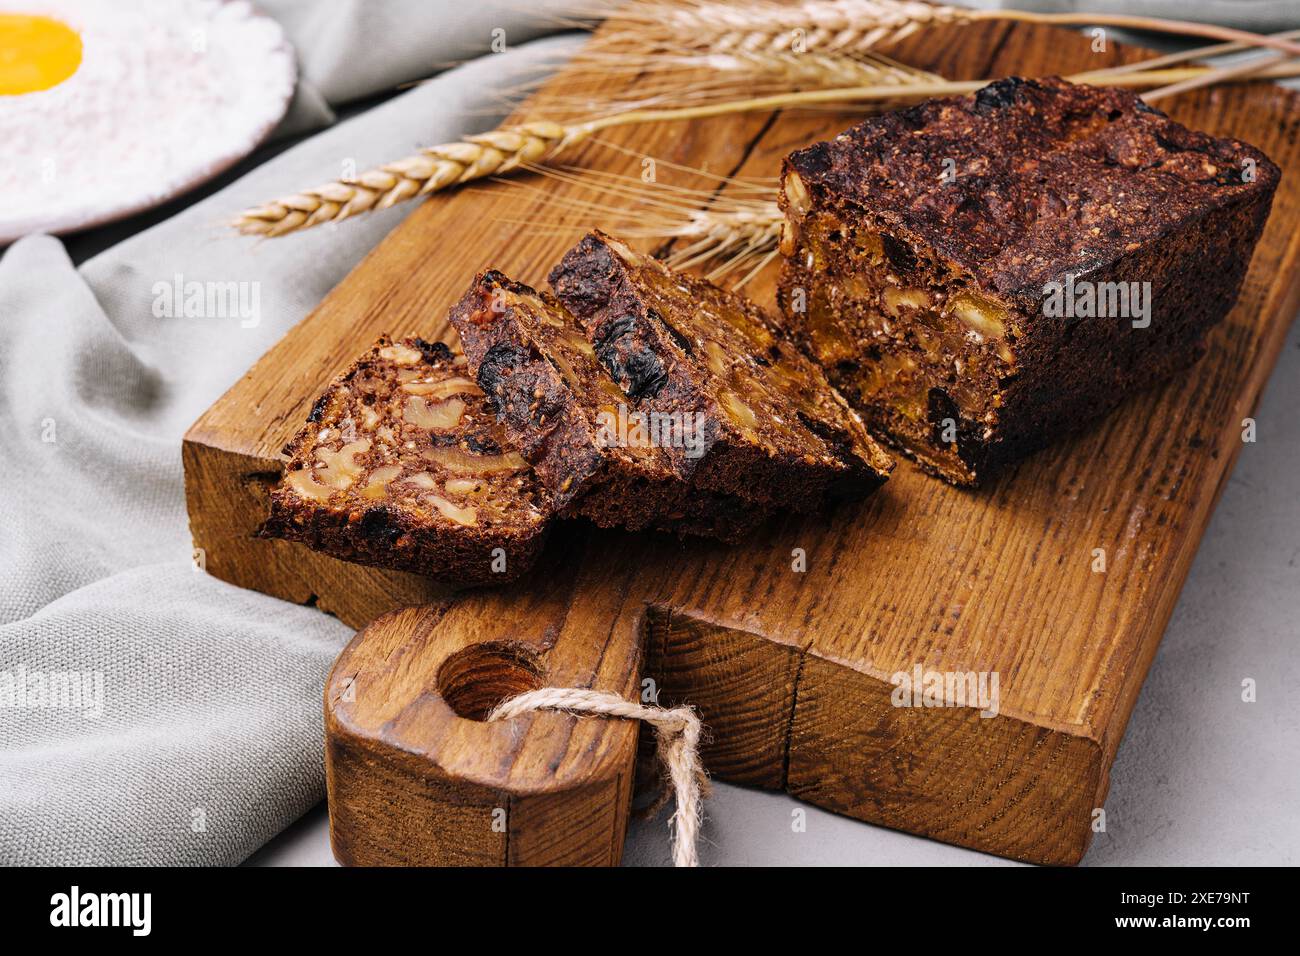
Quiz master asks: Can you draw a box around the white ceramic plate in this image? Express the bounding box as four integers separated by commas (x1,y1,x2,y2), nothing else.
0,0,296,243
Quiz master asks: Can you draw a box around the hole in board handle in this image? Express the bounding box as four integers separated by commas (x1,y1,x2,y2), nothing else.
436,641,546,721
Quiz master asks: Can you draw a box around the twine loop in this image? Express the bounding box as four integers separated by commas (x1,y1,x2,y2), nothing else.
488,687,707,867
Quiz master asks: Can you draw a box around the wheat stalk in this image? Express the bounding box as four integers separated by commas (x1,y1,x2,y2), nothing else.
1080,28,1300,79
538,48,944,115
1139,29,1300,102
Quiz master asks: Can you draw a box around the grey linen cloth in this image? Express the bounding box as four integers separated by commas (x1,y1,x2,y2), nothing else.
0,1,581,866
1,0,1295,867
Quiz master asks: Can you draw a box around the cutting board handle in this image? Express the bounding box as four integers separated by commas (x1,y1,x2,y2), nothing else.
323,538,647,866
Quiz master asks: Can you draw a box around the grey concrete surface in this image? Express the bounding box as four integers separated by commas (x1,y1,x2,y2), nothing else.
249,318,1300,867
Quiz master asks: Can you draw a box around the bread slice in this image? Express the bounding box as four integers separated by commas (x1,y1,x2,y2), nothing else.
449,270,767,541
549,230,894,510
258,335,551,584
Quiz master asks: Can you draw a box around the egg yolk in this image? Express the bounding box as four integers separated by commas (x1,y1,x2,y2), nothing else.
0,13,82,95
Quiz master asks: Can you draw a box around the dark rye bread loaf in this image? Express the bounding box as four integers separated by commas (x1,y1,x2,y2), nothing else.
258,336,550,584
448,270,767,541
549,230,894,510
777,76,1280,486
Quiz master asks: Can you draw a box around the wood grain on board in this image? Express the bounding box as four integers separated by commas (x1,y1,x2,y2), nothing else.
184,19,1300,865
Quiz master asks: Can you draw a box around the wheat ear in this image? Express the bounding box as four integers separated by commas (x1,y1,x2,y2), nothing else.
579,1,973,53
235,122,580,236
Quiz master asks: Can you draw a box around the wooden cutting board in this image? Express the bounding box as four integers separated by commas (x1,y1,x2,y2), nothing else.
184,18,1300,865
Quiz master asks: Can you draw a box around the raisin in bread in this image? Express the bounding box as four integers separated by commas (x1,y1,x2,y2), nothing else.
449,271,766,541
